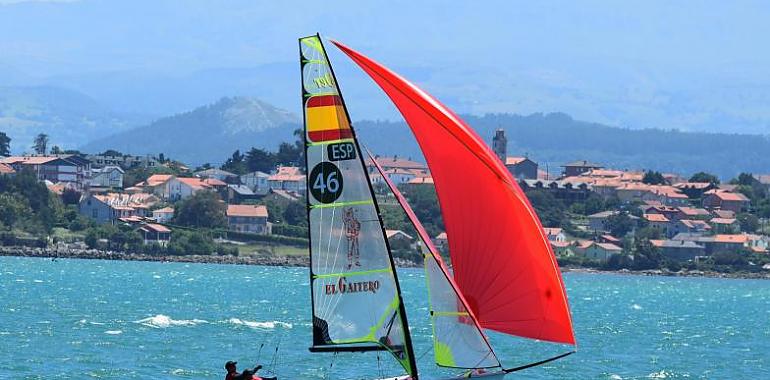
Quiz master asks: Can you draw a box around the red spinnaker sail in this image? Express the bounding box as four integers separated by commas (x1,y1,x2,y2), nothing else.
332,40,576,345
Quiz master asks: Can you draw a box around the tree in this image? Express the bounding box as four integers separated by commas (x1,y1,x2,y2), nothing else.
283,199,307,227
737,212,759,233
50,145,63,155
32,133,49,155
605,211,634,238
245,147,276,173
689,171,720,185
0,132,10,156
221,150,247,175
642,170,666,185
174,191,227,229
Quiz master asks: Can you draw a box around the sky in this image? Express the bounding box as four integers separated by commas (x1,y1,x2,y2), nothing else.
1,0,769,133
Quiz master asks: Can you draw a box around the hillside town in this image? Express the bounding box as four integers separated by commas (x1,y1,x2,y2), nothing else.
1,129,770,275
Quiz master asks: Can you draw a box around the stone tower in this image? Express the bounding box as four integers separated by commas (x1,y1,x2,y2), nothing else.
492,129,507,163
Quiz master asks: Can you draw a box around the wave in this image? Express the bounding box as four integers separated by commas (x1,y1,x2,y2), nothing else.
134,314,208,329
105,330,122,335
227,318,292,329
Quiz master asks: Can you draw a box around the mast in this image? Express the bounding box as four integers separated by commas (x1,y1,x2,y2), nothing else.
300,34,418,378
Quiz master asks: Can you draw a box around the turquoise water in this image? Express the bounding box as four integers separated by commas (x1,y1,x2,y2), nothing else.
1,257,768,379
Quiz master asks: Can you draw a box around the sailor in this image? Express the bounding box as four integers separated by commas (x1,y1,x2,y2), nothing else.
224,361,240,380
225,362,277,380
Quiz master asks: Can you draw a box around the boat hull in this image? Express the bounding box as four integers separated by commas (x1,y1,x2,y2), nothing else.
376,371,506,380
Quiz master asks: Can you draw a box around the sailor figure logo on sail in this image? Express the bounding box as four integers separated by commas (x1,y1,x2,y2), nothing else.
343,207,361,269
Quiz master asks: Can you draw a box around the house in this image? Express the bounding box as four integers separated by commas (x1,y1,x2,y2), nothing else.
165,177,213,201
550,241,573,256
385,229,414,248
227,184,258,204
268,166,305,193
195,168,239,183
152,207,175,223
88,166,124,189
702,190,750,213
505,157,538,180
674,182,717,199
599,234,622,246
643,205,679,220
709,217,738,234
226,204,271,234
407,176,434,185
139,174,175,197
240,171,270,195
643,213,670,234
86,154,158,170
587,211,618,232
79,192,159,224
582,242,623,262
675,207,711,220
712,209,736,219
139,223,171,246
668,219,711,238
710,234,749,254
520,179,592,202
381,168,417,184
433,232,448,252
0,163,15,176
0,155,91,188
366,156,428,174
561,160,603,177
650,239,706,261
543,227,566,243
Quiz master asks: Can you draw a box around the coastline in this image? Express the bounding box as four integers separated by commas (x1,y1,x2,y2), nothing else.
2,246,768,279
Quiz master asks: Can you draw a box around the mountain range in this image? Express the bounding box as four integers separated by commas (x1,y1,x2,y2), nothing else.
0,85,149,152
80,97,299,165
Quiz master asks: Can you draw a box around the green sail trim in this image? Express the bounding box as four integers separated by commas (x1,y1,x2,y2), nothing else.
434,341,457,367
309,200,374,209
313,267,391,279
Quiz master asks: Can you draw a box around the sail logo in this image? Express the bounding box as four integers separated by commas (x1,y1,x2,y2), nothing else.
313,73,334,88
324,277,380,295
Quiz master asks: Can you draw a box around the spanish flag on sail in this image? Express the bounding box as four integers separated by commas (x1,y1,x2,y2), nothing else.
305,94,352,142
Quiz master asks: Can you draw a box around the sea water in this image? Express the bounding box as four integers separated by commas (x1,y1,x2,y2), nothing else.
0,257,768,379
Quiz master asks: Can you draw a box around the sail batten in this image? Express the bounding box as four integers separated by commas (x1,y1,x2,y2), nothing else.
300,35,417,376
332,40,576,346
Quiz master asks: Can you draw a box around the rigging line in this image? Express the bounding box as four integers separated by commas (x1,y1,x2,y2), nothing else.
503,350,575,374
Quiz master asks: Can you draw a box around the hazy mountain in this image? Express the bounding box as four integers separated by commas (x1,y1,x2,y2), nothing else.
0,85,147,153
81,97,300,165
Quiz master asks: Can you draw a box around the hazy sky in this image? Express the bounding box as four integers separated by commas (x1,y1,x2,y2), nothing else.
1,0,769,132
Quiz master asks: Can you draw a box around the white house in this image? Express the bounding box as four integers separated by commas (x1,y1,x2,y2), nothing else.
240,171,270,195
152,207,175,223
88,166,124,188
268,166,305,193
164,177,213,201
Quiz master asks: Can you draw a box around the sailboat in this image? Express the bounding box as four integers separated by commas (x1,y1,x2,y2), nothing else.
299,34,575,379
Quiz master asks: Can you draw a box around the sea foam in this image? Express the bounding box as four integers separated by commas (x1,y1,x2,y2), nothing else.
134,314,208,328
227,318,292,329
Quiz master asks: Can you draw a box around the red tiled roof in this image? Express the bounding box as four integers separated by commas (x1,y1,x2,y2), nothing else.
0,155,60,165
366,156,427,170
146,174,174,187
226,204,268,218
505,156,528,165
435,232,447,240
713,234,748,244
705,189,750,202
203,178,227,186
407,176,434,185
176,177,211,189
268,166,305,182
142,223,171,233
0,163,15,174
153,207,175,214
543,227,563,236
644,213,669,223
385,229,413,239
596,242,622,251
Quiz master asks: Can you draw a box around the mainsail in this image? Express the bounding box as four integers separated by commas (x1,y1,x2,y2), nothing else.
299,35,417,377
331,40,576,346
369,152,501,371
